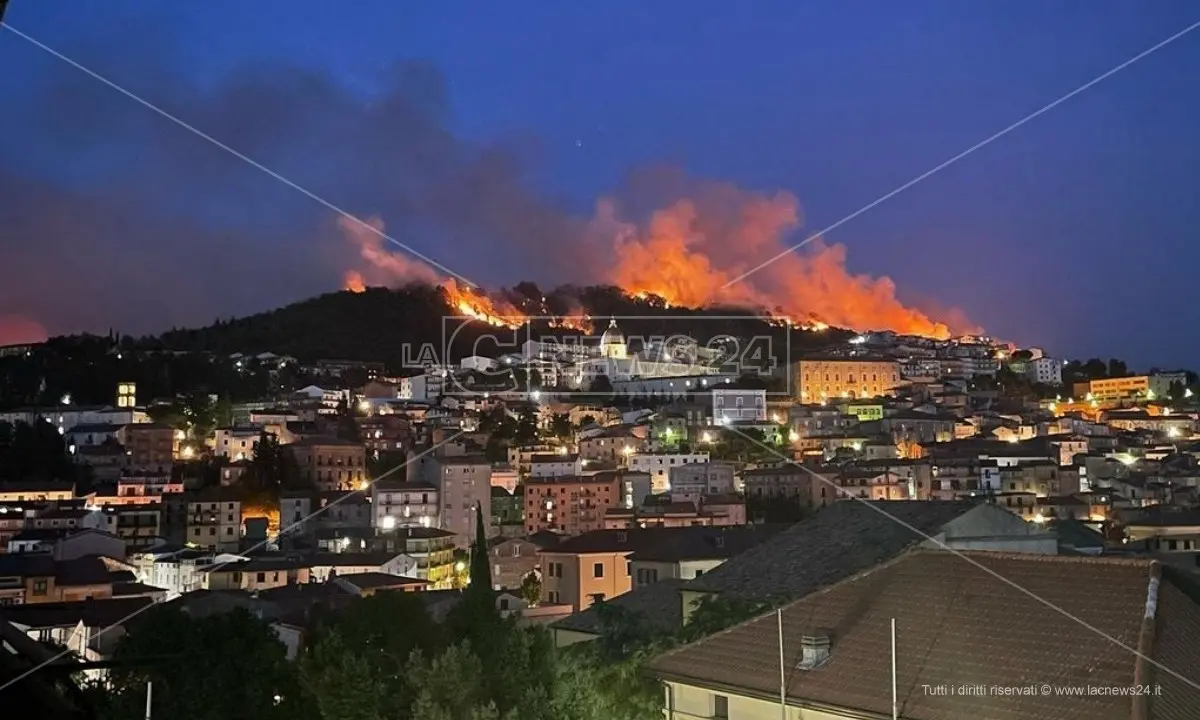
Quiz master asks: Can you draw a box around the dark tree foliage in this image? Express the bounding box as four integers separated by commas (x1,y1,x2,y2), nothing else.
0,419,77,484
95,606,310,720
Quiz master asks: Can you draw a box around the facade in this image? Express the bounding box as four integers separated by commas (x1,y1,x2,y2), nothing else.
711,388,767,424
795,358,902,401
287,436,368,492
372,480,439,530
1023,356,1063,386
213,427,262,460
667,462,736,504
123,423,175,471
1086,375,1149,402
629,452,711,494
524,475,622,536
429,455,492,547
185,492,242,551
529,454,584,478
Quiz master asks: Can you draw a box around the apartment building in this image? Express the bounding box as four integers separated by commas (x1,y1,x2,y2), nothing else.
371,479,439,530
667,462,736,504
287,436,368,492
185,490,242,552
524,475,622,536
425,455,492,548
629,452,711,494
123,423,176,471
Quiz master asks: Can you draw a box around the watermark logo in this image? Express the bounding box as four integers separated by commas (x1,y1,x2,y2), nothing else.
428,314,790,399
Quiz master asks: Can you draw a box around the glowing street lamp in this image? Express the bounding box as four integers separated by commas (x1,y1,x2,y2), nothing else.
381,515,397,531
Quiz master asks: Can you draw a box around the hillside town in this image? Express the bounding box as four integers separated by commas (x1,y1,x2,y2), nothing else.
3,319,1200,718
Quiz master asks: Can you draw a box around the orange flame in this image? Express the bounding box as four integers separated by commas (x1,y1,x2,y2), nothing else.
592,186,974,340
344,270,367,293
595,189,968,338
336,179,975,340
338,216,528,328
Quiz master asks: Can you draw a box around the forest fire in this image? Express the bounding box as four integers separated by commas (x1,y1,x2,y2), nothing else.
600,193,961,339
336,179,975,340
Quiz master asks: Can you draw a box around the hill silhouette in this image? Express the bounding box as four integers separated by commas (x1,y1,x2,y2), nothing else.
151,282,849,371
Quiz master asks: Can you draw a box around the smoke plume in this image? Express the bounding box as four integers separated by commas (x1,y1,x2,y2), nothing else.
1,23,973,341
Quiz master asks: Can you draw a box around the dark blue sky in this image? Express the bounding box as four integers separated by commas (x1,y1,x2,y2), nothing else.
1,0,1199,367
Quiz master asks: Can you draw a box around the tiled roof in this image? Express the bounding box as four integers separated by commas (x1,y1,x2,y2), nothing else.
683,500,981,599
335,572,427,589
552,578,686,635
651,551,1200,720
0,597,154,628
627,525,789,563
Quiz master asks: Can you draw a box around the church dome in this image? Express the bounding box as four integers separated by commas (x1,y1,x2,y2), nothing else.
600,318,624,348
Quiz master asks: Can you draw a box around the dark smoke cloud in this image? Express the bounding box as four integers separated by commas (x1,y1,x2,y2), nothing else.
0,30,586,338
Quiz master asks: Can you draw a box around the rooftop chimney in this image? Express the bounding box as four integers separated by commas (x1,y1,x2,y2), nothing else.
797,632,831,670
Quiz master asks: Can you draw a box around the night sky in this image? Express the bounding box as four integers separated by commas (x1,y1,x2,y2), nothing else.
2,1,1199,367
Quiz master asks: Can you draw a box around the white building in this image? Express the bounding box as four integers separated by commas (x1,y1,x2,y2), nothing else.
1024,357,1063,386
371,480,440,530
213,427,262,460
711,388,767,424
630,451,712,494
399,372,446,402
668,462,736,503
529,454,584,479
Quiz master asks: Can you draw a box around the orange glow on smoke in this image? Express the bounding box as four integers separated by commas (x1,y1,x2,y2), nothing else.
344,271,367,293
600,194,962,339
338,216,527,328
336,180,976,340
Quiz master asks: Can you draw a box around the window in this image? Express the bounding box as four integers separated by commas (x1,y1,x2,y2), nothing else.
32,579,48,596
714,694,729,719
593,562,604,578
256,572,266,583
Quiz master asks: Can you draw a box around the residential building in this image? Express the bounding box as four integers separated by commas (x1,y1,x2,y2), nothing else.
651,551,1200,720
630,452,711,494
427,455,492,547
372,480,439,530
288,436,368,492
388,527,456,589
627,525,788,589
213,427,262,460
488,532,560,591
711,388,767,424
0,482,74,503
101,504,162,552
0,555,113,605
667,462,736,504
530,453,584,478
123,423,175,471
540,529,649,611
524,475,622,536
795,358,902,402
201,558,311,592
1024,356,1063,386
578,428,648,465
185,490,242,551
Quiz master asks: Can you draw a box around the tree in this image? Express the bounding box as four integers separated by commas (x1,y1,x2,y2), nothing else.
1108,358,1129,378
549,413,573,441
97,606,308,720
519,571,542,606
586,374,614,404
514,406,538,445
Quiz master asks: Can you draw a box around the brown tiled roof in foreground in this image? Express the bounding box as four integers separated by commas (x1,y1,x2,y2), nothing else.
650,551,1200,720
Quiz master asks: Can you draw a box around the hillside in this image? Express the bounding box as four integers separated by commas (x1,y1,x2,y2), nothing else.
150,283,851,371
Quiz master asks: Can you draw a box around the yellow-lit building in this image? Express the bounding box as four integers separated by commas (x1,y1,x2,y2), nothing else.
795,359,901,402
1086,375,1149,402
